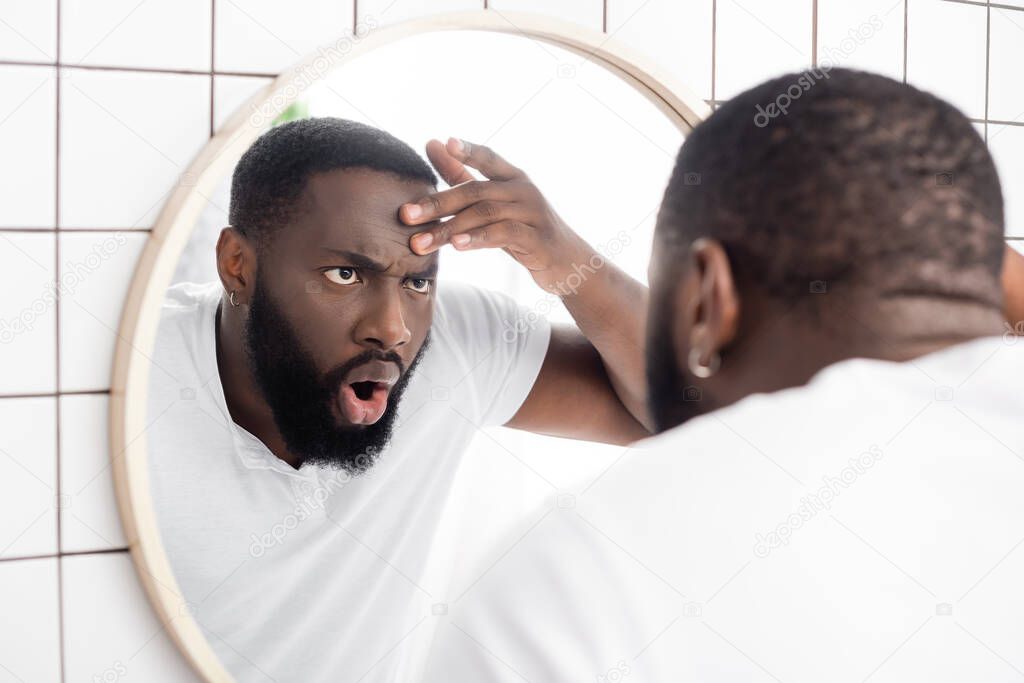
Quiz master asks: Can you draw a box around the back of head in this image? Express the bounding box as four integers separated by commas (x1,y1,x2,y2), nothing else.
647,68,1007,432
656,67,1004,306
228,117,437,253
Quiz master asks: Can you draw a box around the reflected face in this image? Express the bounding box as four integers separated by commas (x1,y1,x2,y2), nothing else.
242,168,439,471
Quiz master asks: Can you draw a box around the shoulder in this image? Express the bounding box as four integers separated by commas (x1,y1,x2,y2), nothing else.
154,280,220,339
161,280,222,315
428,280,545,359
149,280,221,383
420,280,550,425
429,500,678,682
431,280,522,338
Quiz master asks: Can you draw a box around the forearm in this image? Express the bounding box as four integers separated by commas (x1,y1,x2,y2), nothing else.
552,235,654,432
394,138,655,433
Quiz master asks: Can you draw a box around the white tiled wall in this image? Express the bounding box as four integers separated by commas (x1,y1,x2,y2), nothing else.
0,557,61,683
715,0,813,100
1,0,1022,680
57,232,149,392
816,0,904,80
59,70,210,229
60,0,212,71
214,0,354,74
0,233,57,394
0,397,57,558
907,0,987,120
0,65,56,228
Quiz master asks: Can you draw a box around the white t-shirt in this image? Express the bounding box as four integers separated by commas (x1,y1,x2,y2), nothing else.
425,334,1024,683
145,279,550,682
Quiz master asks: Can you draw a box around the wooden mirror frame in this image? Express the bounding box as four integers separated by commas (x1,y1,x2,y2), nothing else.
109,10,709,681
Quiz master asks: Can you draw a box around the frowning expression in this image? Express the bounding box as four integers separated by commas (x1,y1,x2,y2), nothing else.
241,167,440,470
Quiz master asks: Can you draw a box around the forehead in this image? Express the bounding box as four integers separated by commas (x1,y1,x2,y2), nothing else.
279,167,437,267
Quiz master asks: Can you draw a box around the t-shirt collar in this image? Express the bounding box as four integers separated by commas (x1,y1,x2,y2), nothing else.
201,285,320,482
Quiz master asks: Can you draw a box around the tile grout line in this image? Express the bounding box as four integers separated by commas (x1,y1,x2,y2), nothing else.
811,0,818,67
0,547,130,564
985,0,991,143
0,389,111,399
944,0,1022,9
0,227,153,233
54,0,66,676
711,0,717,105
670,105,1024,130
903,0,909,83
209,0,216,138
0,59,281,79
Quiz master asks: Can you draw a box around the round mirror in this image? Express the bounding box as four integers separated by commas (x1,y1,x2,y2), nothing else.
111,12,706,682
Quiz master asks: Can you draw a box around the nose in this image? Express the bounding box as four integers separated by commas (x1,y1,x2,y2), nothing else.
354,284,412,351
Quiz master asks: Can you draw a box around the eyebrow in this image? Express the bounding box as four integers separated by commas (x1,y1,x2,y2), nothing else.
318,247,438,279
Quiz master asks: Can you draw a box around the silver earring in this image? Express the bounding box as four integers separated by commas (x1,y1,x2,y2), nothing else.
688,348,720,379
229,290,239,307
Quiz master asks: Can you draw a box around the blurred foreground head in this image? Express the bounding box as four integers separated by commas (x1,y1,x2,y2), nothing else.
647,67,1006,432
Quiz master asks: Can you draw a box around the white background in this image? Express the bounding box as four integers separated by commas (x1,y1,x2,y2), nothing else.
2,1,1024,681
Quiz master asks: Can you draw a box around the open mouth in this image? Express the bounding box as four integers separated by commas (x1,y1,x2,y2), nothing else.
336,361,400,426
350,381,378,401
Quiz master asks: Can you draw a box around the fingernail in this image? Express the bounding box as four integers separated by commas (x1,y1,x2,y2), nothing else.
452,233,471,247
450,137,464,154
405,203,422,220
412,233,433,251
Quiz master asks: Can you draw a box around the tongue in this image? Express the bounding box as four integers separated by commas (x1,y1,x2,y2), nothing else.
338,383,389,425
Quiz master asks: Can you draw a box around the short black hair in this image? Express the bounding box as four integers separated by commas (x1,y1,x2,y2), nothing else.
656,67,1005,306
229,117,438,251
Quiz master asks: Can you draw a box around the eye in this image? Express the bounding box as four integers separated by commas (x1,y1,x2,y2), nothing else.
324,267,361,286
404,277,432,293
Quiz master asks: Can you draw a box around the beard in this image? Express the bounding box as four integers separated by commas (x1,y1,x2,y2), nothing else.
645,296,704,434
241,270,430,474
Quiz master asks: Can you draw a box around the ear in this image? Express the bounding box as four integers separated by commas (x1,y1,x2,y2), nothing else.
215,227,257,299
1002,244,1024,329
671,238,740,372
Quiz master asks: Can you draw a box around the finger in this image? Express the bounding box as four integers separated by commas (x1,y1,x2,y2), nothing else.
411,201,535,252
409,201,533,255
425,138,474,186
449,221,530,251
447,138,525,182
399,178,527,226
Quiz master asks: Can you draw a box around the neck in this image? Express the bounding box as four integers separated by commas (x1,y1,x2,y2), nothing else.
215,298,304,469
703,295,1005,414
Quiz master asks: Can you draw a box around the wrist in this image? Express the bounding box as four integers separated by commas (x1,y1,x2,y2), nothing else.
537,233,602,297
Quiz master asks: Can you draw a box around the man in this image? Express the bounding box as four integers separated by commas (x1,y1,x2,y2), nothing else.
423,69,1024,682
146,118,650,681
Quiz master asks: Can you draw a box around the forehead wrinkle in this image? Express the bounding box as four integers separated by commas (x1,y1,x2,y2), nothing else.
347,235,436,277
